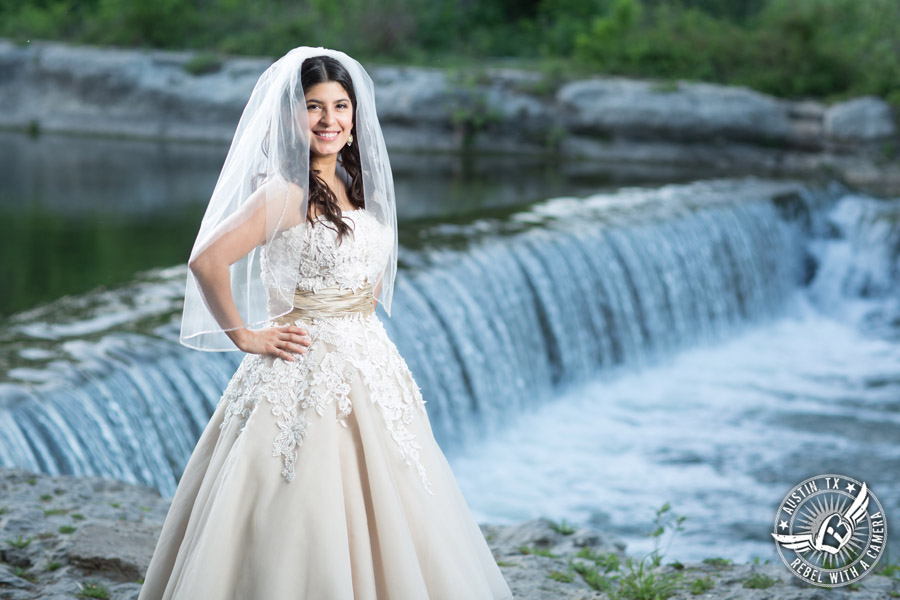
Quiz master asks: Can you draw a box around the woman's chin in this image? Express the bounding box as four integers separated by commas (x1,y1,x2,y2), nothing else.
310,143,342,158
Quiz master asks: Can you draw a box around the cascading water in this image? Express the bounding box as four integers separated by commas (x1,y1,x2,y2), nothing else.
382,179,824,451
804,191,900,335
3,176,898,562
0,177,834,494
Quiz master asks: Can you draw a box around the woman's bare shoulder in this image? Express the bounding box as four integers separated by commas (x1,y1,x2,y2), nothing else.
253,178,306,202
250,178,307,230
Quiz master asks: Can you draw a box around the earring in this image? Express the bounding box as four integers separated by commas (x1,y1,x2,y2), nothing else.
346,134,354,147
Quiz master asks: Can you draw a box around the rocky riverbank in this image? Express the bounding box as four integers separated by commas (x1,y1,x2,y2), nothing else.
1,39,900,195
1,467,896,599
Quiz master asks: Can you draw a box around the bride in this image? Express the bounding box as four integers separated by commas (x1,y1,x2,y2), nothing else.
137,47,514,599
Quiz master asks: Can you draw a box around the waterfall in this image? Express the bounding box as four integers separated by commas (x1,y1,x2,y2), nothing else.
804,191,900,337
0,178,845,496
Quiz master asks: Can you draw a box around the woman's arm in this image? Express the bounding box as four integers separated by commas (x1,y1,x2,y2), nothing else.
189,182,309,357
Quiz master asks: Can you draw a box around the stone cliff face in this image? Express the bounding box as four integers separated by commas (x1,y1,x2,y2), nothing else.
1,39,899,194
1,467,897,599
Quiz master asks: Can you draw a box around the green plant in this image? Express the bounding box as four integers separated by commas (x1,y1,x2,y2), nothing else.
874,548,900,579
496,559,518,567
71,513,86,521
77,581,111,599
648,502,687,568
514,74,559,98
39,493,53,502
549,569,575,582
576,547,621,573
59,525,76,534
543,125,568,152
6,535,33,549
25,477,37,485
0,506,7,515
610,502,687,600
183,53,224,76
44,508,68,516
689,575,714,595
742,572,776,589
109,502,121,509
517,544,560,558
45,561,63,571
614,554,682,600
0,0,897,114
549,518,576,535
572,560,616,592
446,68,503,149
875,564,900,579
13,566,38,582
701,557,733,568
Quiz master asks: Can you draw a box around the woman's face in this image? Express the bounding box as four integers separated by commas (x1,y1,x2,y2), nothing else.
304,81,354,158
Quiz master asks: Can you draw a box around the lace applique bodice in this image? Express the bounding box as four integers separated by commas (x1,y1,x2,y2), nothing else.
220,210,434,495
260,209,393,301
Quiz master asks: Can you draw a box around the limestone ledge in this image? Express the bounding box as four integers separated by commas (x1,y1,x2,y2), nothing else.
1,39,900,196
1,467,897,600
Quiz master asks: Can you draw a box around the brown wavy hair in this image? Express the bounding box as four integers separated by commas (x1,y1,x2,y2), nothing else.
255,55,364,244
300,55,365,243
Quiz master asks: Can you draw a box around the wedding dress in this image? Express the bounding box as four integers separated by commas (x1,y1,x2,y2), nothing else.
138,208,514,599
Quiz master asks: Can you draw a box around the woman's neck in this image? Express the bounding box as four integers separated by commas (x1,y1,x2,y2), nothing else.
311,153,339,191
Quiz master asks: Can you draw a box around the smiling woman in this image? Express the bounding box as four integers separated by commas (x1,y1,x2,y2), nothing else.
138,47,514,600
300,56,365,233
306,84,353,151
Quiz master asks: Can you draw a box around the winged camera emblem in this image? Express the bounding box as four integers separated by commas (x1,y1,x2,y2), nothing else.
772,482,870,555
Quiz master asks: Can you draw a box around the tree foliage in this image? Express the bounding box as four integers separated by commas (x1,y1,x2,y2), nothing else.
2,0,899,108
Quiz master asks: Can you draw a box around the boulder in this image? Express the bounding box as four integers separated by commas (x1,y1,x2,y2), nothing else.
557,77,793,145
67,522,158,582
825,96,898,142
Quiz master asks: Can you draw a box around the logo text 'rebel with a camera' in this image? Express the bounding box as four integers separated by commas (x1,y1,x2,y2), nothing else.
772,474,887,587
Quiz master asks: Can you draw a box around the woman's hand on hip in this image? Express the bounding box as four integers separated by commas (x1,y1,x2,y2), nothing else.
236,325,311,361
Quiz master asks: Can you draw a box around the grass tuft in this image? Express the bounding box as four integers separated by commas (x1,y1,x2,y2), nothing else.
549,569,575,582
6,535,33,548
548,518,576,535
742,572,776,589
701,557,733,568
77,581,111,599
13,566,38,582
517,544,560,558
690,575,714,595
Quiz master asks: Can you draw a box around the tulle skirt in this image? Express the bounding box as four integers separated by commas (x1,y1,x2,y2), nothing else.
138,317,514,600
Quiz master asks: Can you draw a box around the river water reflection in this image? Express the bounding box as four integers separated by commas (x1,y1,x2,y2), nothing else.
1,130,740,316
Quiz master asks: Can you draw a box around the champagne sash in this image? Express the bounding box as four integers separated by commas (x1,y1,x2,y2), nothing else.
272,285,375,325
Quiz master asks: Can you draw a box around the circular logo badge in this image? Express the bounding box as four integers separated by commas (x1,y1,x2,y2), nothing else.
772,474,887,587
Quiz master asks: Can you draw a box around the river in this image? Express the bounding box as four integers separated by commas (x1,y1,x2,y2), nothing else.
1,131,897,565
